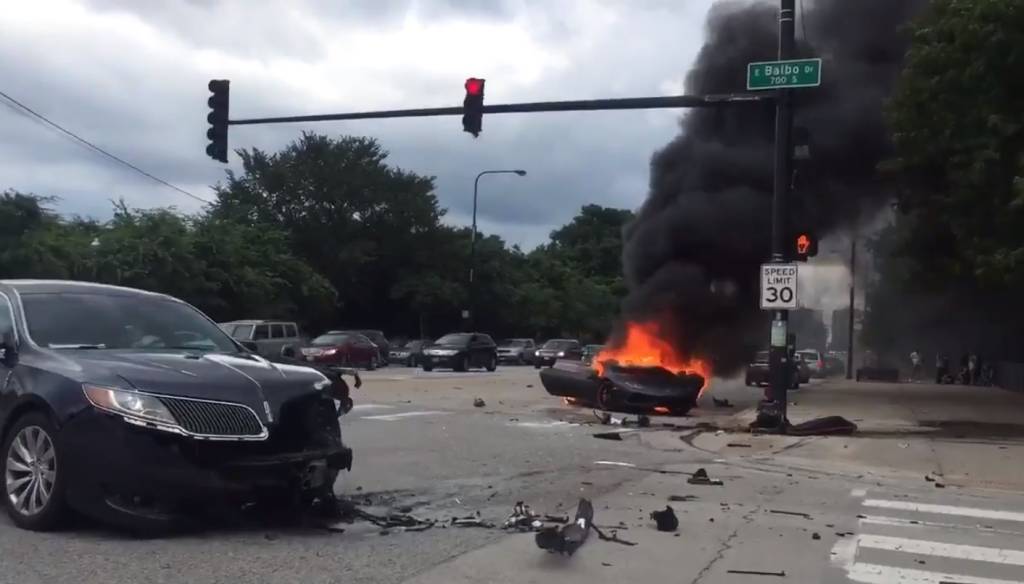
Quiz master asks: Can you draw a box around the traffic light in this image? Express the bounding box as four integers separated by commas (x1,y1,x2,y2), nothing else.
206,79,229,163
794,231,818,261
462,77,485,137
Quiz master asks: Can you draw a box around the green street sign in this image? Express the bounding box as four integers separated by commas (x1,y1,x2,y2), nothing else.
747,58,822,90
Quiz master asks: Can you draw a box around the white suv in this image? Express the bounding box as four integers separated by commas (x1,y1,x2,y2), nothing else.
797,350,825,378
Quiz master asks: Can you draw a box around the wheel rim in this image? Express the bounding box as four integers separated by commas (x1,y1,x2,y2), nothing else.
5,425,56,516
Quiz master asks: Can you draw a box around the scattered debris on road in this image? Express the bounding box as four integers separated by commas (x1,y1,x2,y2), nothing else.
688,468,724,486
727,442,752,448
727,569,786,577
787,416,858,436
712,397,734,408
925,475,936,482
473,397,486,407
536,499,593,555
594,431,626,441
669,494,698,502
812,532,821,540
593,525,637,546
769,509,812,519
650,506,679,532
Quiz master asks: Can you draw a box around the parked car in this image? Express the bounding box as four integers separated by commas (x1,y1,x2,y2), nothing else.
534,339,583,368
301,332,381,370
221,319,304,358
581,344,605,366
794,352,811,384
421,333,498,372
824,355,845,376
797,349,826,378
497,338,537,364
0,280,351,532
389,339,427,367
745,350,801,389
329,329,390,365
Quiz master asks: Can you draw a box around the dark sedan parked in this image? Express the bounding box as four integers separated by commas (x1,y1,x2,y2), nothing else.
0,280,352,532
421,333,498,372
533,339,583,369
745,350,801,389
388,340,427,367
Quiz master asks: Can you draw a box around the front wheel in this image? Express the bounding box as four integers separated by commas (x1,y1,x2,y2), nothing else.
2,413,67,531
422,364,434,372
486,355,497,372
366,356,378,371
455,355,470,372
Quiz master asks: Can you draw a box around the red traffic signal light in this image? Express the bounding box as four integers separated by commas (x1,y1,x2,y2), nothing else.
794,232,818,261
463,77,485,137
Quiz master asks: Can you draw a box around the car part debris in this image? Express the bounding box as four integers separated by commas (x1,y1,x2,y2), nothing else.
712,397,734,408
727,443,752,448
650,506,679,532
541,361,702,416
688,468,723,486
785,415,858,436
451,516,494,528
769,509,812,519
727,569,786,577
593,525,637,546
812,532,821,540
669,494,698,502
473,397,486,407
593,432,625,441
536,498,593,555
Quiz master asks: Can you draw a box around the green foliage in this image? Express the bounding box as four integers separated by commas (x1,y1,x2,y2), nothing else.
0,133,634,342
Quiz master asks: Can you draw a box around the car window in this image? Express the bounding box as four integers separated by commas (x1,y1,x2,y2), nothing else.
20,292,237,352
253,324,270,340
270,324,285,339
478,334,494,345
284,324,298,338
0,293,13,340
436,333,471,345
312,334,351,346
231,324,254,340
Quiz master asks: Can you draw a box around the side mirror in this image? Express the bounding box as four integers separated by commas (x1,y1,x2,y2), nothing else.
1,331,18,367
240,340,260,353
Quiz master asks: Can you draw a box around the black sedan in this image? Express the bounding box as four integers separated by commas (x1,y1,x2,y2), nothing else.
0,280,352,532
533,339,584,369
745,350,800,389
421,333,498,372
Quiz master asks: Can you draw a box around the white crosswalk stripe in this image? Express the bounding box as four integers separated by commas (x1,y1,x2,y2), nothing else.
833,491,1024,584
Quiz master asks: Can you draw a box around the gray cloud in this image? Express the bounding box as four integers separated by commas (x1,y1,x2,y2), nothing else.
1,0,713,248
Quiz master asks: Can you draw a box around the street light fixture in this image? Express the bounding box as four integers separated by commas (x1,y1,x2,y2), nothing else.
466,169,528,326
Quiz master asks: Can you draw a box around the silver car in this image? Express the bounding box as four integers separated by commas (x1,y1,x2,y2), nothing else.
220,319,305,358
497,338,536,364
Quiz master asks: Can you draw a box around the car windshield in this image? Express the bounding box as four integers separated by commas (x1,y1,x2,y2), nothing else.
435,333,471,345
21,292,238,352
543,340,576,350
311,334,352,346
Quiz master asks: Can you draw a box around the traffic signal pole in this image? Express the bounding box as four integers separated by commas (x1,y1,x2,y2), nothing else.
764,0,796,432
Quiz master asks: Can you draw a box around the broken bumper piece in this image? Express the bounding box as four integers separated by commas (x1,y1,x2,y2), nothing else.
539,361,703,415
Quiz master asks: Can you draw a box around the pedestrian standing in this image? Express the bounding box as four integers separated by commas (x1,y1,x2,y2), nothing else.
910,350,922,381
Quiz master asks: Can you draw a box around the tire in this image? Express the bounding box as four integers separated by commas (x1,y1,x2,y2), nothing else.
367,356,378,371
2,412,67,531
534,363,541,370
423,365,433,372
407,356,415,368
455,355,470,372
486,354,497,372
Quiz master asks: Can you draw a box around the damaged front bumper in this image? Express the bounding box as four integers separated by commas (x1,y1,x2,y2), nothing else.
62,397,352,528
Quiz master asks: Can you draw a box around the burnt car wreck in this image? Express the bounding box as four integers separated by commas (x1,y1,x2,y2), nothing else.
0,280,356,532
539,360,704,416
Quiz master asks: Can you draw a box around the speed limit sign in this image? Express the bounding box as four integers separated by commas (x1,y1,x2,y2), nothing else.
760,263,798,310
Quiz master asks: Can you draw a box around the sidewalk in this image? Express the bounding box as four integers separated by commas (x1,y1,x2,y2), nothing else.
681,379,1024,492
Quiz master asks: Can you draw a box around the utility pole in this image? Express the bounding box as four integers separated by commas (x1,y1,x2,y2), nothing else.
765,0,797,431
846,235,856,379
467,169,526,330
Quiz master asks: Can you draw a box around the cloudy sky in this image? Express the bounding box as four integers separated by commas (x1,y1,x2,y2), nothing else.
1,0,721,248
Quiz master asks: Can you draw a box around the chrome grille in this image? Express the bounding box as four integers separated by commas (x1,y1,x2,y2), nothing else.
158,396,264,437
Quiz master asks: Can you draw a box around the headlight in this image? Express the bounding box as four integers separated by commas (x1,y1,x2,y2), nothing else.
557,351,565,357
437,349,458,356
83,384,177,426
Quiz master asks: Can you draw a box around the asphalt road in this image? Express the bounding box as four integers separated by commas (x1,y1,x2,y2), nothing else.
3,365,1022,584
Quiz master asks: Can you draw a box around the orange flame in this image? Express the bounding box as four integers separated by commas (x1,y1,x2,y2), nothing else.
593,321,712,396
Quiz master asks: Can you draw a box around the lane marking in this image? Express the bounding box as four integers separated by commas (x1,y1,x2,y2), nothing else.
857,534,1024,566
594,461,637,468
863,499,1024,524
851,488,867,498
845,562,1023,584
859,515,1024,537
350,404,396,411
361,411,449,421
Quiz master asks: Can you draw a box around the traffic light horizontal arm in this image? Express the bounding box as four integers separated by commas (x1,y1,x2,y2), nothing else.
227,93,771,126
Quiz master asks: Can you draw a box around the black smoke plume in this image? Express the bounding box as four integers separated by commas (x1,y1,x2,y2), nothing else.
618,0,926,375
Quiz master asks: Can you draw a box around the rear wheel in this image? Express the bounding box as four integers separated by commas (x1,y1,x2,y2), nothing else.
423,364,433,372
366,356,378,371
534,362,541,370
2,412,67,531
486,354,497,372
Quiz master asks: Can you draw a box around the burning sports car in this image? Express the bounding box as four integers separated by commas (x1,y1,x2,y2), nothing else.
539,322,708,416
0,280,354,532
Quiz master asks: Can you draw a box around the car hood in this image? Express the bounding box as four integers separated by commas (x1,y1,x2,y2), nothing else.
63,349,327,425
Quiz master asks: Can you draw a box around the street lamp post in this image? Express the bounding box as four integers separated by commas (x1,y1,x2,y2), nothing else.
466,169,527,329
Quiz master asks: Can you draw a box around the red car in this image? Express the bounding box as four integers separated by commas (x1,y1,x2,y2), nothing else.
301,332,381,370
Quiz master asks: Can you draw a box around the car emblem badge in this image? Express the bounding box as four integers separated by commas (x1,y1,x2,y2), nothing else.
263,400,274,423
